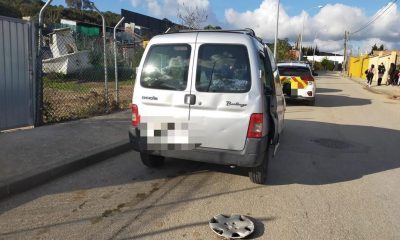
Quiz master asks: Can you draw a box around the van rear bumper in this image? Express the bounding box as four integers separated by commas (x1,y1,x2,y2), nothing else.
129,128,268,168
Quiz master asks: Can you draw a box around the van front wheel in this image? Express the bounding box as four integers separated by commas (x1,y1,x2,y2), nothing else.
140,153,165,168
249,144,273,184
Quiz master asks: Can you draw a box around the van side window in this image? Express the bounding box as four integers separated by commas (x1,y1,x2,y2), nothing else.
140,44,191,91
266,47,277,71
259,54,272,91
195,44,251,93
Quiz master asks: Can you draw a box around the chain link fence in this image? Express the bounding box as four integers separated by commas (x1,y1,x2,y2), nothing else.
39,27,142,123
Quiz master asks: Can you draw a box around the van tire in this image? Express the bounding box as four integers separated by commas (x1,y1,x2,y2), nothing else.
307,98,316,106
140,153,165,168
249,144,273,184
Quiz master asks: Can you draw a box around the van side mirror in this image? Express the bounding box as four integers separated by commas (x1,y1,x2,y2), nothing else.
312,71,318,76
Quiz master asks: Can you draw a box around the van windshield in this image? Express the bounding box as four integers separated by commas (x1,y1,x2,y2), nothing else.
140,44,191,91
195,44,251,93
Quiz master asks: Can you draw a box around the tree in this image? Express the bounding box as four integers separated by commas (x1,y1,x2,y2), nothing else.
65,0,82,10
0,2,22,18
267,38,293,61
379,44,385,51
321,57,335,71
314,45,320,55
177,3,208,29
370,44,378,55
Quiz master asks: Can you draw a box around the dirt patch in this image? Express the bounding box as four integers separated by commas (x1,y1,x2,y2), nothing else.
43,81,133,123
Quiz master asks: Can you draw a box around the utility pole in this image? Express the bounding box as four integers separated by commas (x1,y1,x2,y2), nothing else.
273,0,280,59
343,31,348,73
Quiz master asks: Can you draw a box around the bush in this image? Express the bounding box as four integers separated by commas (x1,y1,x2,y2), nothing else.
321,58,335,71
313,62,323,71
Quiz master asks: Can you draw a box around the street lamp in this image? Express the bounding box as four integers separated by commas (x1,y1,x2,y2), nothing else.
38,0,53,55
83,0,109,108
312,27,327,69
299,5,325,61
113,17,125,105
273,0,280,59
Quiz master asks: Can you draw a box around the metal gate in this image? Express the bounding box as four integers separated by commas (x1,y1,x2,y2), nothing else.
0,16,36,131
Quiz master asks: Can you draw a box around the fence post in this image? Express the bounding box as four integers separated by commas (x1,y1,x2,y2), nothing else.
90,4,108,111
113,17,125,106
34,20,43,126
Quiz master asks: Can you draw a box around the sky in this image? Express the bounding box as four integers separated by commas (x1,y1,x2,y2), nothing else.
51,0,399,54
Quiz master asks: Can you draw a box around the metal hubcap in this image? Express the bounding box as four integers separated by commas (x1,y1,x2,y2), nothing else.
209,214,255,239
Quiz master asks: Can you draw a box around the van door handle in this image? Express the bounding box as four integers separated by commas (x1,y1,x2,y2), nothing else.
184,94,196,105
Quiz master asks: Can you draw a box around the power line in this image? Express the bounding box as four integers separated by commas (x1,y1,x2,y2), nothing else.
350,0,397,35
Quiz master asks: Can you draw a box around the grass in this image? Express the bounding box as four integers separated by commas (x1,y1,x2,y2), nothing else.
44,80,91,93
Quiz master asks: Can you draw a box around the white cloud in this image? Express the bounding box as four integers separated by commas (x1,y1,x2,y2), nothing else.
130,0,142,7
126,0,400,53
225,0,400,53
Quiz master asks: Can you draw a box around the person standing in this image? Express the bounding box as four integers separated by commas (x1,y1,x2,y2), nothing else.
388,63,396,85
366,64,376,87
377,62,386,86
394,66,400,86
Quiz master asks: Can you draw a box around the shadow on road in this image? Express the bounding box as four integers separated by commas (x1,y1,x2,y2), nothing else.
316,94,372,107
286,93,372,108
316,87,342,93
268,120,400,185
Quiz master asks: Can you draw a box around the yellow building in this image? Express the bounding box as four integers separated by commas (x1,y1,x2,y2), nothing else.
348,51,398,81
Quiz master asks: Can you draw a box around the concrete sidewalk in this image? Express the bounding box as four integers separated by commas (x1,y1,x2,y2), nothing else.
347,76,400,99
0,111,132,199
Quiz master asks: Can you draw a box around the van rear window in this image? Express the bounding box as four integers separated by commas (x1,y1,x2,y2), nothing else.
140,44,191,91
195,44,251,93
278,66,311,77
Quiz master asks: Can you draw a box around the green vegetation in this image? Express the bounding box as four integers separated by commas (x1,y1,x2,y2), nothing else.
370,43,385,55
267,38,293,61
0,0,122,27
321,57,335,71
313,61,323,71
43,74,90,92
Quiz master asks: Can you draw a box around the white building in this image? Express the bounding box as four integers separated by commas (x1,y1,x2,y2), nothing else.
305,55,345,63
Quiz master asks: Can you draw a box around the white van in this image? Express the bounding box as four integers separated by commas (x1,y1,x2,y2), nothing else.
129,29,285,184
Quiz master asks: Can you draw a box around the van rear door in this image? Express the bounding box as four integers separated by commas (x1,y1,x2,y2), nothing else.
188,39,255,151
137,42,194,148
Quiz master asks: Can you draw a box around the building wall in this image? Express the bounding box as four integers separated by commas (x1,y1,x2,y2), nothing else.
348,52,397,81
349,56,367,79
121,9,178,38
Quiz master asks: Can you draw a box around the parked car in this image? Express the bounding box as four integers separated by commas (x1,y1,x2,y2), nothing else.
129,29,285,184
278,62,317,105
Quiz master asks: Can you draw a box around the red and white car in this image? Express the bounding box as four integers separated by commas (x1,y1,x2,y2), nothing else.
278,62,317,106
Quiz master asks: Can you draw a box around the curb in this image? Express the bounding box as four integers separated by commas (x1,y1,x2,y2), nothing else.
345,76,399,98
0,140,132,200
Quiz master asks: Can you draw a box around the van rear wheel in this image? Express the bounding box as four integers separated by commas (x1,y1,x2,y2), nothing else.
140,153,165,168
307,98,316,106
249,144,273,184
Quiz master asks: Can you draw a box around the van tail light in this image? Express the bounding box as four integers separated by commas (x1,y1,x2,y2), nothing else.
247,113,263,138
131,104,140,126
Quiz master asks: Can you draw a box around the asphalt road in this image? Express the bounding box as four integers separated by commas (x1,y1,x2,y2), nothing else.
1,72,400,240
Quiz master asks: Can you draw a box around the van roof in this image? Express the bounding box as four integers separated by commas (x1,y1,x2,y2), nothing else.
155,28,263,43
173,28,257,37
